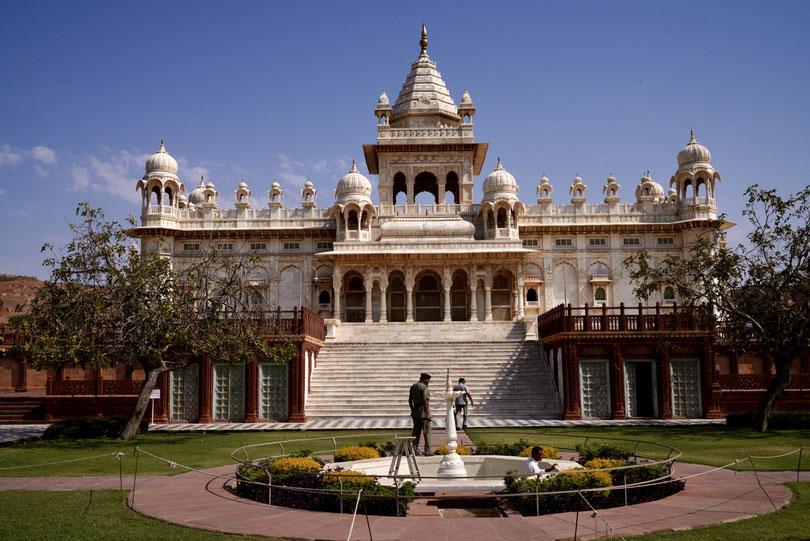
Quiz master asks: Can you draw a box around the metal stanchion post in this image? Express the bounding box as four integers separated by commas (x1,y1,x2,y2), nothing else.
798,447,803,482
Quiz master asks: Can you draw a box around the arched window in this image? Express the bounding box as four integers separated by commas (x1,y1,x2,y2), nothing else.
393,172,407,205
318,290,331,305
445,171,459,204
663,286,675,304
594,287,607,303
347,210,359,230
496,208,507,228
526,288,538,302
414,171,438,204
150,186,160,206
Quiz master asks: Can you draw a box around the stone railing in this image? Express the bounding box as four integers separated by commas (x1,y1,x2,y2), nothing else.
537,303,711,337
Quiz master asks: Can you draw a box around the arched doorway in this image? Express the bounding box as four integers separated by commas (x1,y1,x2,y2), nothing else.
344,274,365,322
491,272,512,321
388,272,406,322
414,272,442,321
414,172,438,204
451,270,469,321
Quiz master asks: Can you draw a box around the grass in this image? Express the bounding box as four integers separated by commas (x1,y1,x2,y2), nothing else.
0,430,408,477
0,490,278,540
465,426,810,471
628,482,810,541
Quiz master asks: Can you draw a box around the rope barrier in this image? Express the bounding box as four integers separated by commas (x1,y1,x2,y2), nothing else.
0,449,135,470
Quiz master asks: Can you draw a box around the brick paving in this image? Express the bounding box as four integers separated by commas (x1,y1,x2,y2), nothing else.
119,461,801,540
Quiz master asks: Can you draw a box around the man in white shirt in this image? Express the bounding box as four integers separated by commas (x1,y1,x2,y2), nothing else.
524,446,559,474
453,378,474,430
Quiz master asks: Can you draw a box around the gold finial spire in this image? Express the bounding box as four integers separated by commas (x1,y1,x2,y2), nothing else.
350,158,357,173
420,24,428,54
689,128,695,142
159,138,165,152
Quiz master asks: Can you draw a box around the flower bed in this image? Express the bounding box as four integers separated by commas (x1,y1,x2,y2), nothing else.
235,456,413,516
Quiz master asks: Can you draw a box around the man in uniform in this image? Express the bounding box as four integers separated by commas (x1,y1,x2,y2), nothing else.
453,377,474,430
408,373,431,455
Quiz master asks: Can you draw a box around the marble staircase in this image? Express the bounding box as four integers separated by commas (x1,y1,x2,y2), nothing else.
306,323,562,420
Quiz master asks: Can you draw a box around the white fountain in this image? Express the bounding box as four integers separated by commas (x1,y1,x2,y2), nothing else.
432,369,468,477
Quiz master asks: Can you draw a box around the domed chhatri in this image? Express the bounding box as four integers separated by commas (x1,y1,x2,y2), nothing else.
677,129,712,167
482,157,519,201
334,159,373,203
377,90,389,107
187,177,207,206
636,170,665,202
145,138,178,175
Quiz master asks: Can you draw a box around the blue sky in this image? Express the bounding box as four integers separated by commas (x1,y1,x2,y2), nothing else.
1,1,808,279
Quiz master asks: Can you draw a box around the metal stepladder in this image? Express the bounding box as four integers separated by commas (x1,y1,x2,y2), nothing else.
388,436,422,480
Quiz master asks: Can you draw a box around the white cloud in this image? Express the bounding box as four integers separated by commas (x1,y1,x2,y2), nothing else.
34,164,48,178
31,145,56,164
312,159,328,172
0,144,23,167
182,166,211,187
335,158,350,172
71,166,91,189
277,153,309,188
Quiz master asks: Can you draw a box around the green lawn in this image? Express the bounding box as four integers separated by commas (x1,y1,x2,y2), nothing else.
629,482,810,541
0,430,408,477
0,490,275,540
465,426,810,471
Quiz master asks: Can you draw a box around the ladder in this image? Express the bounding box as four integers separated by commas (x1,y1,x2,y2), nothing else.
388,436,421,480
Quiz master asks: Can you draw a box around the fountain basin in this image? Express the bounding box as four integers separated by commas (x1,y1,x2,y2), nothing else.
326,455,582,493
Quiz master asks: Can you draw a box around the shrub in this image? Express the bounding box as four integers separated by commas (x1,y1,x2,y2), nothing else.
575,442,632,464
270,457,322,474
518,446,561,459
334,446,380,462
42,416,148,440
323,470,375,490
726,411,810,430
434,443,471,455
504,467,613,516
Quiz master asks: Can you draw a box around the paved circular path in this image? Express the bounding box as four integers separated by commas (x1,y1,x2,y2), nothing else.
120,463,802,540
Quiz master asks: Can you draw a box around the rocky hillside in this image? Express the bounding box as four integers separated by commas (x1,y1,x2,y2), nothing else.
0,275,43,323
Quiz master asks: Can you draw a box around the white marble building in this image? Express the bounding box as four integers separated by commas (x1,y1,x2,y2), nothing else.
132,27,725,343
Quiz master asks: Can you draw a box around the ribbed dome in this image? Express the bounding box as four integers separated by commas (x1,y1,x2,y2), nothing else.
635,171,665,201
188,178,207,205
677,130,711,166
145,139,178,175
482,158,519,201
335,160,372,203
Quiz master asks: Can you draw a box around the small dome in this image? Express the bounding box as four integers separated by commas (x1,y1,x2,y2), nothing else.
377,90,389,106
461,89,472,104
271,180,281,189
238,179,248,189
677,130,711,166
304,179,314,189
206,179,215,189
635,170,665,201
145,139,178,175
335,159,372,203
482,157,518,201
188,177,207,205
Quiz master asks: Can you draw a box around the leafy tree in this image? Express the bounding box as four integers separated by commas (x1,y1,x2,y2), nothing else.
10,204,296,439
625,185,810,431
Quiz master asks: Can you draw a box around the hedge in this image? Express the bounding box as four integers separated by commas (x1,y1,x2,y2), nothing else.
726,411,810,430
42,417,149,440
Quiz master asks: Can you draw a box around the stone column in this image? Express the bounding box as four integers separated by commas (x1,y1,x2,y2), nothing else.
563,343,582,419
15,357,28,392
610,343,626,419
244,358,259,423
484,286,493,321
288,345,306,422
517,281,525,318
198,356,213,423
470,281,478,321
380,282,388,322
483,214,488,239
438,180,446,205
406,287,414,322
407,179,414,205
658,349,672,419
443,286,452,321
364,278,373,323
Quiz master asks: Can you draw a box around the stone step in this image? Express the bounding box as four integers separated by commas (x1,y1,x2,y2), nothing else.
330,322,527,343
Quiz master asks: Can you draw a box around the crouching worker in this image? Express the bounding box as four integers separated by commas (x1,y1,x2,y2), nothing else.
524,446,559,474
